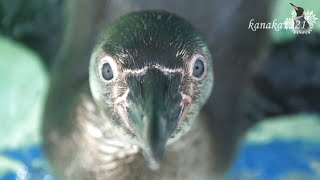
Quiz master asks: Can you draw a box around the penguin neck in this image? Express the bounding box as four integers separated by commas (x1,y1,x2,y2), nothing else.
295,15,304,20
78,93,141,154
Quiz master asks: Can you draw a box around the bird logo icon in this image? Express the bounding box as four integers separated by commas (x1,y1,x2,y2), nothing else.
284,3,318,34
290,3,309,30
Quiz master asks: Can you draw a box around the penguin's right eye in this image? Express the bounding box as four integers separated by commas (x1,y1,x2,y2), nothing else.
99,56,118,83
102,63,113,80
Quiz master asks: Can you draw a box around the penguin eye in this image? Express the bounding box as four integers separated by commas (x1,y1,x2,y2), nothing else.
99,56,118,83
102,63,113,80
190,54,207,80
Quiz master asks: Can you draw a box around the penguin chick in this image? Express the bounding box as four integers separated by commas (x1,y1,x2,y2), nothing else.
44,10,217,180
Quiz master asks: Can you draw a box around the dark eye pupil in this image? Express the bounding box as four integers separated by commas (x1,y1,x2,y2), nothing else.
102,63,114,80
192,59,205,78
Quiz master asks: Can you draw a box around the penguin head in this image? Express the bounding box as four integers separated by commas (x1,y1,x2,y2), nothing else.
290,3,305,16
89,11,213,168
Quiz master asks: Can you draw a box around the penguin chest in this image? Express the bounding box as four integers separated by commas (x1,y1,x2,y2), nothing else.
293,17,310,31
85,120,215,180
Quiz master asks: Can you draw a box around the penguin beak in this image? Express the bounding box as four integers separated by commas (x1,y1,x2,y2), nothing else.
142,101,168,170
126,68,182,170
290,3,299,11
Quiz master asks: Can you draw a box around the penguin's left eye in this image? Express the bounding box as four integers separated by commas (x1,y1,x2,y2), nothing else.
99,56,118,83
190,54,207,80
102,63,114,80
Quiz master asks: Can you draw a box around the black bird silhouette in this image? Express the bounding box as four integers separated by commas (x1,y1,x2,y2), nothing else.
290,3,310,31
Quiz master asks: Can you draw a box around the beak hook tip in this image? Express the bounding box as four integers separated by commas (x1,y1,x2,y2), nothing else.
143,150,162,170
